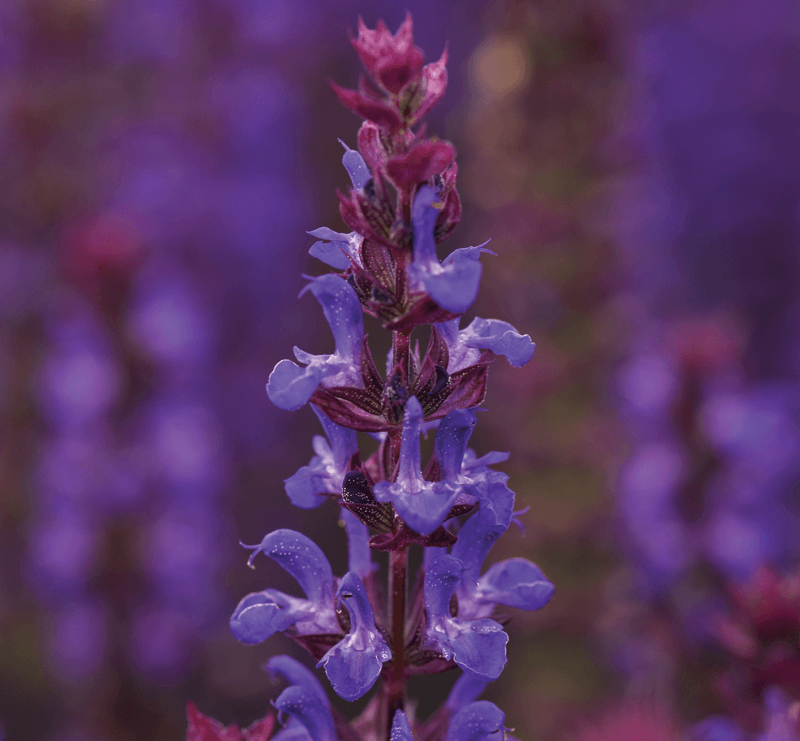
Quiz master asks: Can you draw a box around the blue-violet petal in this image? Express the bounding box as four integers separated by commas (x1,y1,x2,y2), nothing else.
341,509,375,579
284,406,358,508
424,554,508,681
373,397,461,535
339,139,372,191
242,529,335,605
445,674,488,712
476,558,555,611
459,317,535,368
434,408,477,481
267,358,323,411
317,572,391,701
265,655,329,707
308,226,360,270
445,701,506,741
410,186,488,315
230,589,309,644
274,685,337,741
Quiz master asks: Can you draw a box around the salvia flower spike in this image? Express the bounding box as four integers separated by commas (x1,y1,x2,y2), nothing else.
222,14,551,741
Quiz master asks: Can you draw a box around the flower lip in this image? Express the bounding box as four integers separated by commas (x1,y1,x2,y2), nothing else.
437,316,535,372
283,405,358,509
409,186,488,315
373,396,462,535
475,558,555,611
300,274,364,363
338,139,372,192
424,553,508,681
266,274,364,411
445,701,507,741
239,529,334,604
265,654,330,706
229,530,339,646
307,226,361,270
229,589,307,645
435,407,477,481
274,684,337,741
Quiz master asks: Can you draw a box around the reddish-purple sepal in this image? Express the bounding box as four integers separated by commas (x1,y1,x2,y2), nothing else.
412,46,449,124
385,140,456,191
329,80,404,129
369,521,458,551
350,14,424,95
185,703,275,741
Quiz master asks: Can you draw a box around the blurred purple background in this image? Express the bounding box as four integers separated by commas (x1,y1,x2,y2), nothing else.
1,1,799,740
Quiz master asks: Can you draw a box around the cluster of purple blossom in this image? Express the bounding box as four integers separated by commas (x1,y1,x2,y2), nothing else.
193,16,554,741
606,0,800,738
0,0,341,729
4,1,799,739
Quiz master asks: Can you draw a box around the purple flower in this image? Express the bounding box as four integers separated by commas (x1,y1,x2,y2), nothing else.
341,509,375,580
757,687,800,741
339,139,372,192
373,397,461,535
36,313,122,432
283,405,358,508
229,530,338,644
222,15,554,737
445,674,489,712
435,410,515,534
267,274,364,411
373,402,525,541
449,481,514,585
433,411,512,508
451,474,553,619
617,438,693,594
267,655,336,741
409,186,493,315
307,227,362,271
317,572,391,701
423,553,508,681
434,407,479,481
127,265,215,368
437,316,535,371
445,701,506,741
418,674,491,741
472,559,554,612
688,716,746,741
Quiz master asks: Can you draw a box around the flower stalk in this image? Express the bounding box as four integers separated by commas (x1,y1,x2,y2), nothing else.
224,14,553,741
388,546,409,729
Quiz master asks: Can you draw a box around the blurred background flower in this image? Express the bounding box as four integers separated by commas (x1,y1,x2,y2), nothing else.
0,1,798,740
